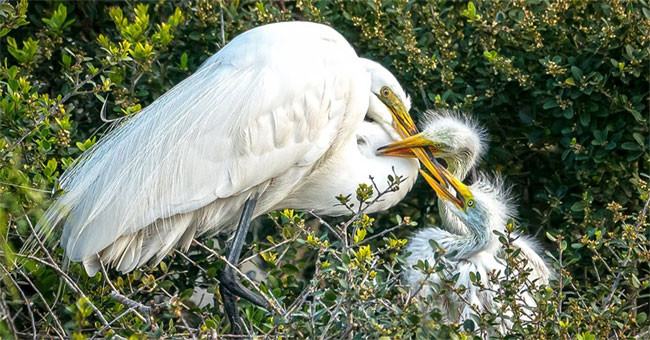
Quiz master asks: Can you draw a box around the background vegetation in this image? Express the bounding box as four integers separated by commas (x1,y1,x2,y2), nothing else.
0,0,648,338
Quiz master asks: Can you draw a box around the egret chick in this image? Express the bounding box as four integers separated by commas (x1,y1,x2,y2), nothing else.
378,110,552,284
408,169,543,333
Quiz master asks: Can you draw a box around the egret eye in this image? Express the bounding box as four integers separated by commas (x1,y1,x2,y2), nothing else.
467,199,475,207
381,87,391,97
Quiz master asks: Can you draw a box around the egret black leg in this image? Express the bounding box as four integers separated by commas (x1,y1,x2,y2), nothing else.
219,193,269,333
221,289,242,334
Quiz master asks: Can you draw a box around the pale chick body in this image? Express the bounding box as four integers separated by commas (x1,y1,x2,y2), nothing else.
418,110,552,284
404,174,539,332
37,22,418,276
385,111,552,333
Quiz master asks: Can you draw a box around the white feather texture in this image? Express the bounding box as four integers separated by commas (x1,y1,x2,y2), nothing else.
35,22,419,275
416,110,552,284
404,173,543,334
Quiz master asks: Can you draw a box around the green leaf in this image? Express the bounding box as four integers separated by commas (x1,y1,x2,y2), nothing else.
543,100,558,109
462,319,475,332
638,312,648,325
205,319,217,329
180,52,188,70
461,1,478,21
571,66,583,80
571,201,585,212
621,142,642,151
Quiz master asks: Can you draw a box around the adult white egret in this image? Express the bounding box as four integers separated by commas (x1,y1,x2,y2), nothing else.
33,21,452,332
377,110,551,284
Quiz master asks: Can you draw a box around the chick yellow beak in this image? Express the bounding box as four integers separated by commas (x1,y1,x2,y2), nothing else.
373,93,473,209
419,165,473,212
375,89,454,196
376,133,435,158
381,139,473,211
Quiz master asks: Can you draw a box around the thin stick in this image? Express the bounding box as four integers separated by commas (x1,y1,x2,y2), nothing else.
603,196,650,307
0,264,36,339
16,268,66,338
97,259,148,326
306,210,342,240
109,292,154,316
20,254,114,331
23,218,114,330
219,2,226,47
90,307,134,340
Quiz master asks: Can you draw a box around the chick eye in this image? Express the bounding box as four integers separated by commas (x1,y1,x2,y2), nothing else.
467,199,475,207
381,86,391,97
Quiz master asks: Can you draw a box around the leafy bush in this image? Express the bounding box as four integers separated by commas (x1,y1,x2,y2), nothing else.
0,0,648,339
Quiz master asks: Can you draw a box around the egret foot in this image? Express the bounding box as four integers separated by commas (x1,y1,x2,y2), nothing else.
219,193,269,334
221,289,242,334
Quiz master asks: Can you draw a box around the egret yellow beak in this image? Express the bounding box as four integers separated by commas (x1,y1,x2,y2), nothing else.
376,90,418,139
377,134,473,211
375,133,436,157
375,89,453,195
419,165,473,212
373,93,472,209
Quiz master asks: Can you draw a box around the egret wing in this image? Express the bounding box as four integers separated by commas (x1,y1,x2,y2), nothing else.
40,22,370,262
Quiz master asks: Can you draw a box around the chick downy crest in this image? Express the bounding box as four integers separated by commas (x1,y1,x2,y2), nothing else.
419,110,488,179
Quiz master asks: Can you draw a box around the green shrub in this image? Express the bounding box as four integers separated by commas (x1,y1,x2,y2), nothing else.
0,1,648,339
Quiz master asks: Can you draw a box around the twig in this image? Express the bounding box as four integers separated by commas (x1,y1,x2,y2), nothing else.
0,181,51,193
91,307,135,340
1,64,109,159
15,268,66,338
219,2,226,47
262,249,326,338
96,258,149,328
354,223,404,247
319,297,345,340
239,236,297,265
179,312,198,340
109,292,155,317
419,84,432,110
603,196,650,308
174,249,207,273
306,210,342,240
99,258,119,293
0,264,36,340
21,254,114,332
22,217,116,333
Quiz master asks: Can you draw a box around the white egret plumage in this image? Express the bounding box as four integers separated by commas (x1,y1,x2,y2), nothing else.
33,22,448,331
378,110,552,284
404,172,540,333
376,114,551,332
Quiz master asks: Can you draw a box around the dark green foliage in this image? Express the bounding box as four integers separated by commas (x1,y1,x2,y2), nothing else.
0,1,648,339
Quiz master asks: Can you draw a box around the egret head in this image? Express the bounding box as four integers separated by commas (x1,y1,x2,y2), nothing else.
442,173,515,235
360,60,462,197
418,164,474,214
360,58,414,138
376,110,488,178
